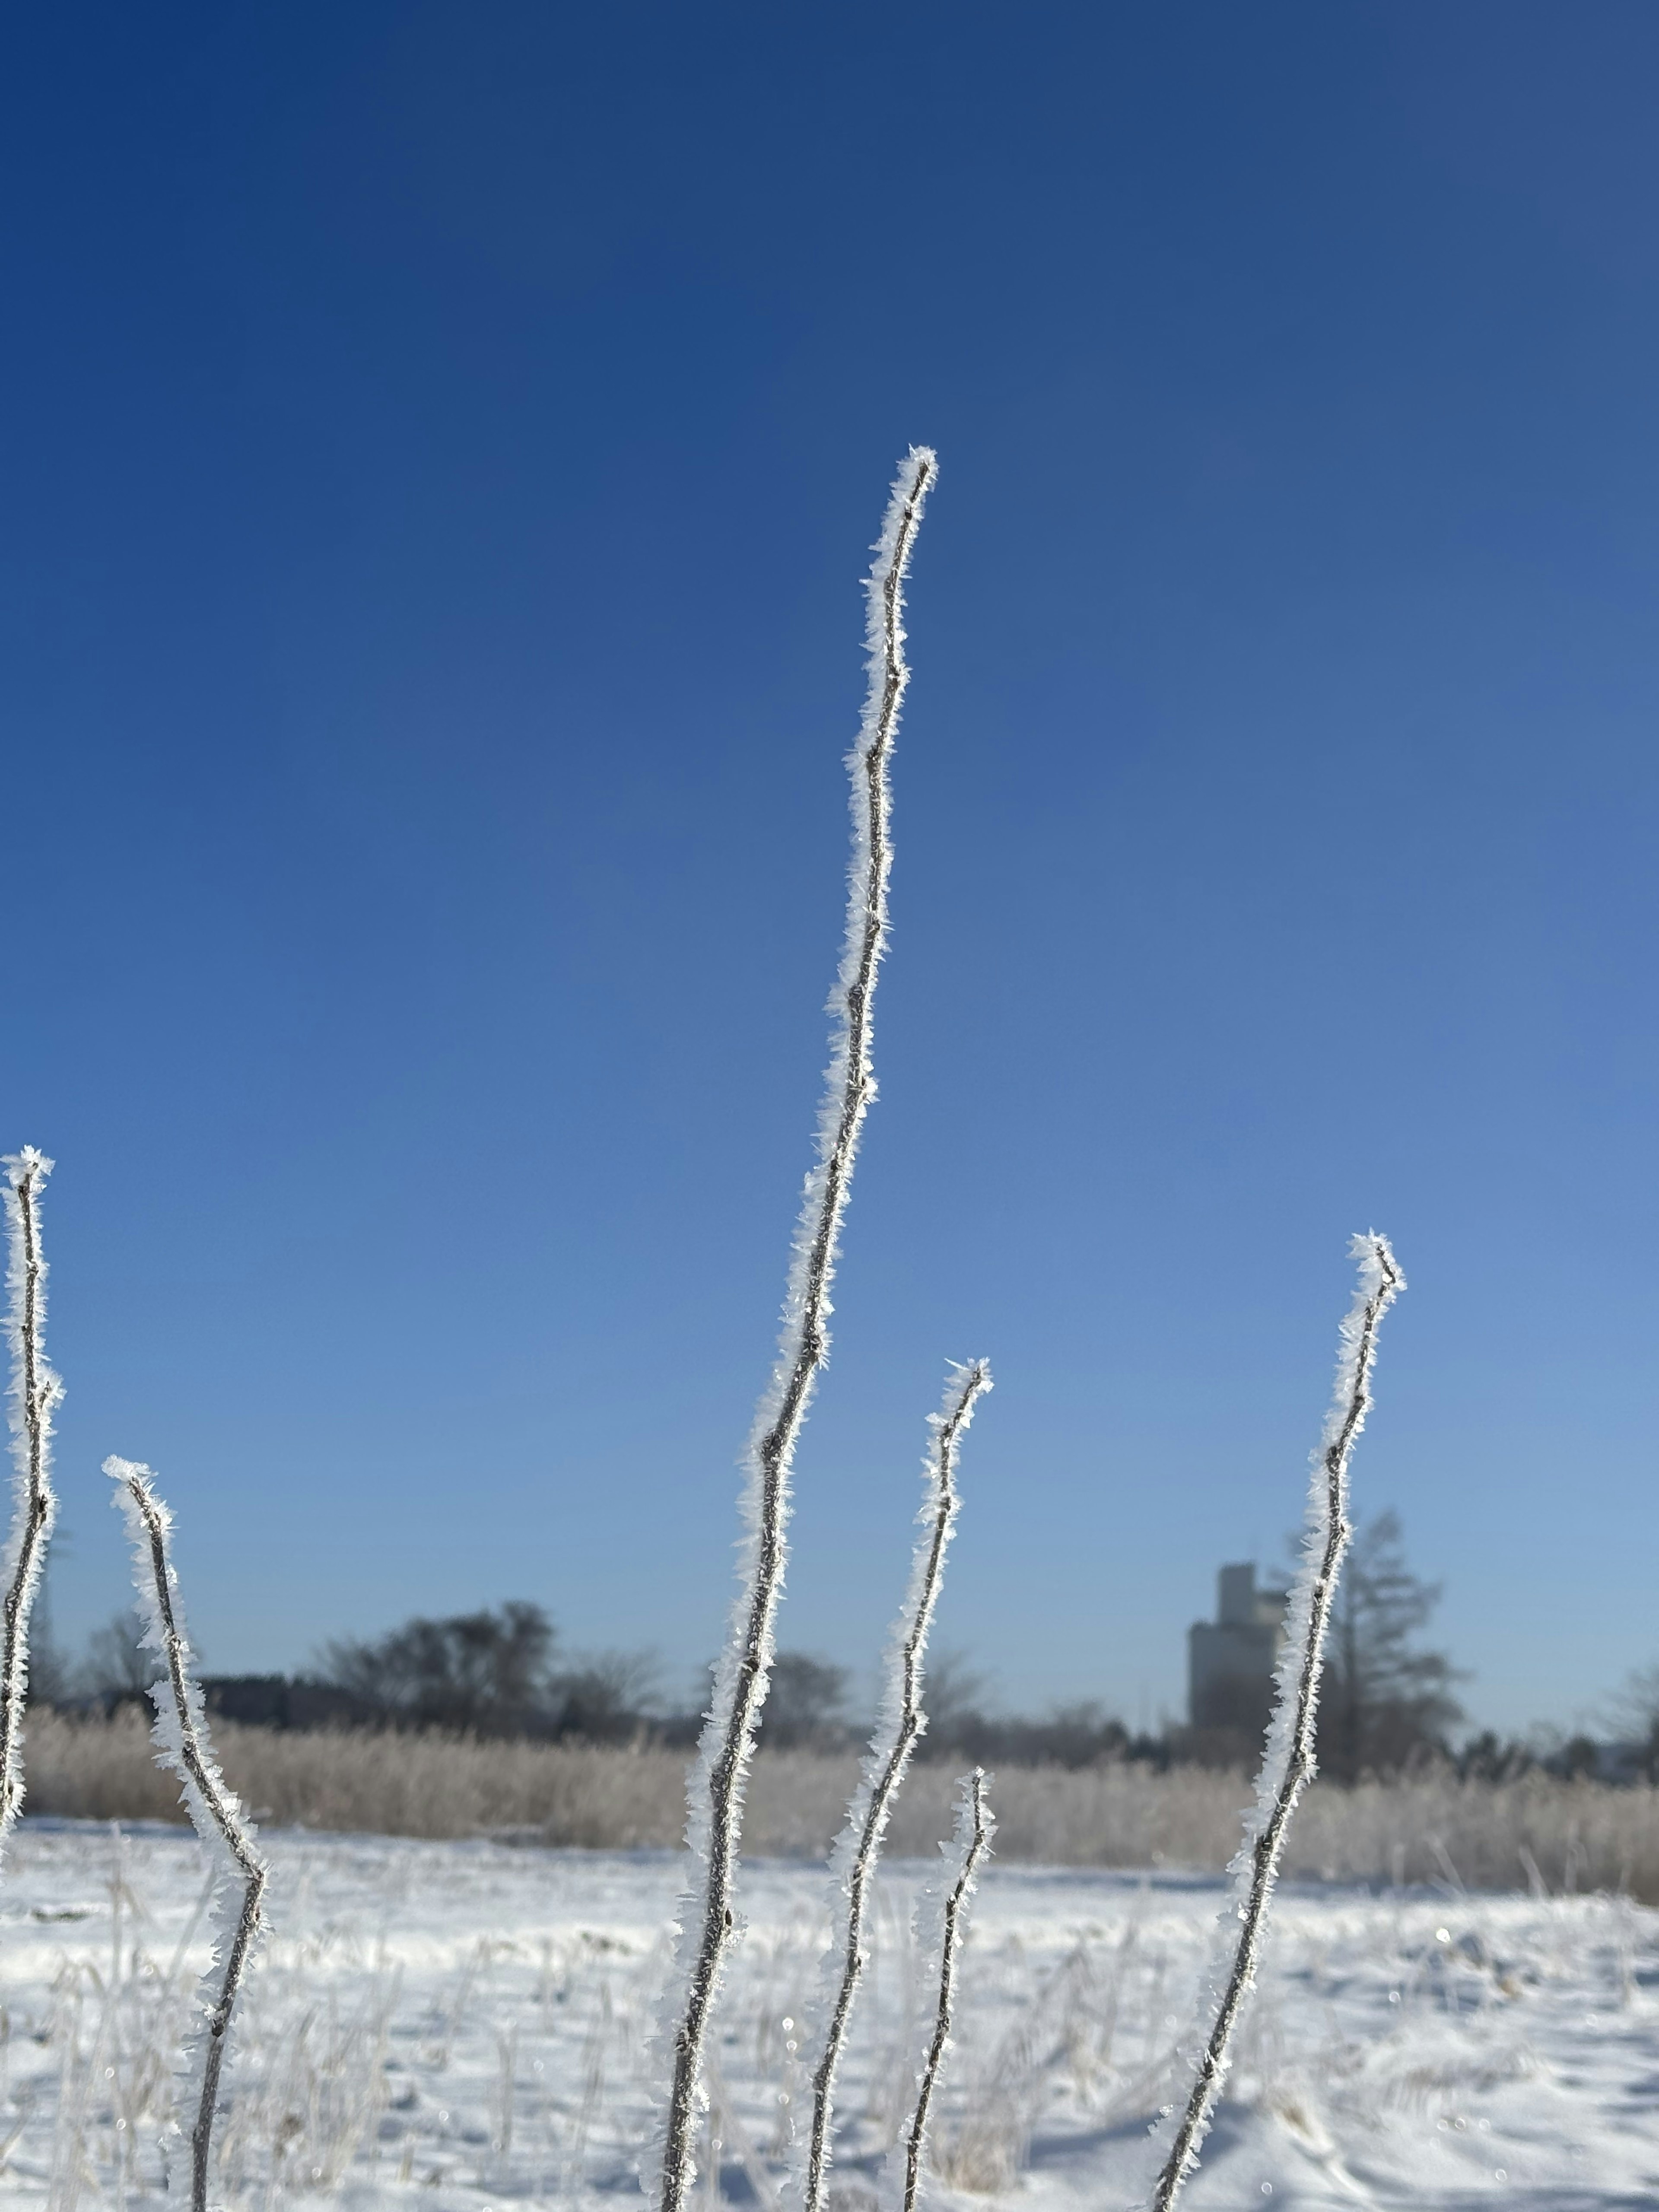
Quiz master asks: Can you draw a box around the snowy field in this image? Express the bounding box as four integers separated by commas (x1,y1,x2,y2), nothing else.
0,1821,1654,2210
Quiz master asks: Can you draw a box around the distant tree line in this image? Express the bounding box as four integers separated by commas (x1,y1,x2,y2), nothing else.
36,1524,1659,1784
46,1599,671,1748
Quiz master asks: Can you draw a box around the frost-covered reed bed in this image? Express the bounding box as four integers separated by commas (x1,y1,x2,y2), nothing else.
23,1711,1659,1897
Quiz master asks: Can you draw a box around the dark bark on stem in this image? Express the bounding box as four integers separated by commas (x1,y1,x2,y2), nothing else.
658,452,935,2212
903,1769,992,2212
802,1361,990,2212
1150,1236,1402,2211
0,1154,58,1840
121,1471,268,2212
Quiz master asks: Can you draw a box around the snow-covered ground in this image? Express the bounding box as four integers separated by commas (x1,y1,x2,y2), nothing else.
0,1820,1654,2208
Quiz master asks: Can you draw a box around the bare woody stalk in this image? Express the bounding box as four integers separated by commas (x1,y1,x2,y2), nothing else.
106,1456,269,2212
798,1358,992,2212
655,447,938,2212
1149,1232,1404,2211
900,1768,994,2212
0,1149,62,1856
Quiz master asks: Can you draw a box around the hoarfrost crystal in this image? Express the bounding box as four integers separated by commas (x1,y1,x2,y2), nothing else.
108,1455,270,2212
1147,1232,1404,2209
654,448,938,2212
0,1148,60,1859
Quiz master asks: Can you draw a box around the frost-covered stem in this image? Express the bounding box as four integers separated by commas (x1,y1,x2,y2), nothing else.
800,1360,991,2212
656,447,937,2212
107,1457,269,2212
0,1148,61,1853
902,1769,993,2212
1149,1233,1404,2212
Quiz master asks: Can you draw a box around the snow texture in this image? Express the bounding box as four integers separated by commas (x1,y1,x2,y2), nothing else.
0,1824,1654,2208
107,1455,270,2211
653,447,938,2212
1146,1232,1405,2210
0,1148,60,1859
795,1359,991,2212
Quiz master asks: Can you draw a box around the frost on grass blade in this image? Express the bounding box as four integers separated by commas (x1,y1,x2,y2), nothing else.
654,447,938,2212
1147,1233,1405,2211
891,1768,995,2212
796,1359,991,2212
0,1148,61,1861
107,1455,270,2212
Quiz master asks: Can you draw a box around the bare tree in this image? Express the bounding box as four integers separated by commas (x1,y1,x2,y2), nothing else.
760,1653,850,1750
1611,1664,1659,1781
81,1605,158,1702
318,1599,556,1734
551,1649,663,1743
1317,1509,1462,1781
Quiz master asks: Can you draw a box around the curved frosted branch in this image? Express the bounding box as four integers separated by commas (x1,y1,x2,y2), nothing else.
107,1456,269,2212
1149,1232,1405,2209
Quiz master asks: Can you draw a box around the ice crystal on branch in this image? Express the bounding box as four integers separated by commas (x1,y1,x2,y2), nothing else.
797,1358,991,2212
655,447,938,2212
0,1148,60,1858
1148,1232,1404,2210
108,1456,270,2212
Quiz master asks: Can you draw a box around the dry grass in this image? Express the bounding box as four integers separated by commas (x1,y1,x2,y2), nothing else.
24,1709,690,1849
21,1710,1659,1899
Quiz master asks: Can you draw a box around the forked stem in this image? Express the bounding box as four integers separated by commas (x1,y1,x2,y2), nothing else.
108,1456,269,2212
1149,1232,1404,2209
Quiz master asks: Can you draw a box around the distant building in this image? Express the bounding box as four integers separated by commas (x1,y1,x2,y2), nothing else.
1188,1564,1288,1738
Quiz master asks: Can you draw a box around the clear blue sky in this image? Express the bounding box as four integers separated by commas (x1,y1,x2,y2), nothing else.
6,3,1656,1738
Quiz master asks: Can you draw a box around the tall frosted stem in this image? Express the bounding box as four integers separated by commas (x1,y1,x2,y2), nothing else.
0,1148,61,1855
1149,1232,1404,2209
656,447,937,2212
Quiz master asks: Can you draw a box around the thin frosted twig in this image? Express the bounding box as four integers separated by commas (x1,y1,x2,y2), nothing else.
1149,1232,1404,2210
656,446,938,2212
799,1359,992,2212
106,1456,270,2212
0,1148,61,1856
901,1768,994,2212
